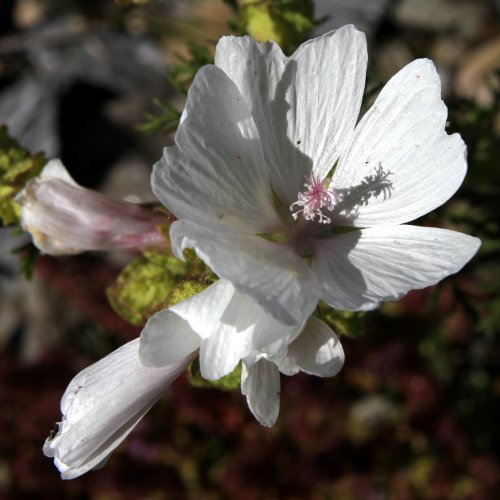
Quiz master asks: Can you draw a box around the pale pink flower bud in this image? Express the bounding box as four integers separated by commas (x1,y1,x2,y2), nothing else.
16,159,169,255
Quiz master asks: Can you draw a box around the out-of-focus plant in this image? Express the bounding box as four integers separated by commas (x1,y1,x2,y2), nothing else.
139,0,316,134
0,125,46,226
237,0,314,54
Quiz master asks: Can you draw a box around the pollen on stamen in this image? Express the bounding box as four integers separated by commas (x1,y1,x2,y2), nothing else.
290,173,337,224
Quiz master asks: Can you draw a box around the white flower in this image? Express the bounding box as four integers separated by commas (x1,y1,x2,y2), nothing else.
152,25,480,326
16,159,168,255
45,294,344,479
43,339,195,479
140,278,345,427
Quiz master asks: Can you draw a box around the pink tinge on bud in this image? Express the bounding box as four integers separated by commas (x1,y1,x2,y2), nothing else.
16,159,169,255
289,173,337,224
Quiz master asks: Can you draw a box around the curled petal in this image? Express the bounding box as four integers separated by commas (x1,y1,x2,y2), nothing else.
144,280,303,380
170,220,320,326
277,316,344,377
43,339,194,479
194,281,303,380
241,359,281,427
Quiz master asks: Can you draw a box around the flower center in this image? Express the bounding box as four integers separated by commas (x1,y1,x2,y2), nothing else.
289,174,337,224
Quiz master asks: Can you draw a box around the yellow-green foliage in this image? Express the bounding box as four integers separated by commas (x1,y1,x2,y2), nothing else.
0,126,46,225
106,252,192,326
238,0,314,54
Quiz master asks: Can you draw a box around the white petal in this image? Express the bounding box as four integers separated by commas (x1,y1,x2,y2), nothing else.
141,280,302,381
43,339,194,479
214,35,297,205
277,316,344,377
287,25,367,182
194,281,303,380
39,158,79,185
139,309,201,367
199,326,248,380
139,280,249,379
169,279,236,340
215,36,286,143
241,360,280,427
152,65,280,232
331,59,467,226
215,26,367,206
170,220,320,325
314,225,481,310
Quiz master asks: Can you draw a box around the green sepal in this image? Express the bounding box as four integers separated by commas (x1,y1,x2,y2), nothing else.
316,302,366,339
106,252,192,326
0,125,46,225
188,357,242,391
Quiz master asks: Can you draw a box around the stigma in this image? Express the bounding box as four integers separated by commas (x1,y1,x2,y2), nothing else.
290,173,337,224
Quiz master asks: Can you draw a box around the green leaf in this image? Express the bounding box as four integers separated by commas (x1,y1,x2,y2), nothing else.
0,126,46,225
137,98,181,135
106,252,192,326
188,357,242,391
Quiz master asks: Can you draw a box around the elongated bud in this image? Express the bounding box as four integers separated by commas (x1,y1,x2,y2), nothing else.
15,159,169,255
43,339,196,479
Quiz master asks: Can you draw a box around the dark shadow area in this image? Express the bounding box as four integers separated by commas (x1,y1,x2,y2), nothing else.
58,81,135,188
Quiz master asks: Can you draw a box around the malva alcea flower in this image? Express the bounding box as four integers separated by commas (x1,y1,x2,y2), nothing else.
152,25,480,326
16,159,168,255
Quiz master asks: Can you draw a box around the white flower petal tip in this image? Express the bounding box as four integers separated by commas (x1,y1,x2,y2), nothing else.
43,339,195,479
314,226,481,311
38,158,79,185
241,360,280,428
331,58,468,227
16,159,168,255
277,316,345,377
237,316,345,426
